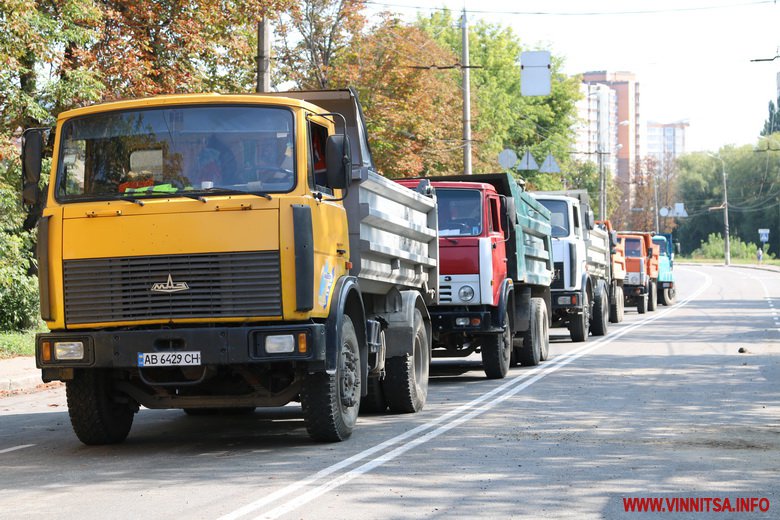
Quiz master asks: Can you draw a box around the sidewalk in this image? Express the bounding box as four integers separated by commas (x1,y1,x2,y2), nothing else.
1,263,778,396
0,355,46,394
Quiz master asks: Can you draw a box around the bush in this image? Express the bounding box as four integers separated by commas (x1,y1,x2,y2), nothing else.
0,181,40,331
0,231,39,330
691,232,774,261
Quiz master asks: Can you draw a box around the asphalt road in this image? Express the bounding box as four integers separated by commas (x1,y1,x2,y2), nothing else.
1,265,778,519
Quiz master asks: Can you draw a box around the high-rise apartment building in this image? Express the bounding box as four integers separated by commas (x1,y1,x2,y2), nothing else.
646,120,688,171
574,83,620,175
582,71,641,183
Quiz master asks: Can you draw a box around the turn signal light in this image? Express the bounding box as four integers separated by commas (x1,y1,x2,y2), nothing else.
298,333,308,354
41,341,52,362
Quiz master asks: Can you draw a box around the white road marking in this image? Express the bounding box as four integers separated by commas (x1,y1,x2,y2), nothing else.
0,444,35,454
220,269,712,520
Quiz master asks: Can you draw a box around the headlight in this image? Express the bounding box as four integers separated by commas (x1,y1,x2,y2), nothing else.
54,341,85,360
265,335,295,353
458,285,475,302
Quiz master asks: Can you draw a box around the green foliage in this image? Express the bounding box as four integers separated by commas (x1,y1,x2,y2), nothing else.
762,97,780,136
676,140,780,256
690,232,772,261
416,10,580,179
0,200,39,330
0,328,39,358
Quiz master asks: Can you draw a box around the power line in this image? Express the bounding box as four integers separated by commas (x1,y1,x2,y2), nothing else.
364,0,773,17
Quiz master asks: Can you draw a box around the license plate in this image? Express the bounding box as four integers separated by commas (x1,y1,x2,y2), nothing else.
137,351,201,367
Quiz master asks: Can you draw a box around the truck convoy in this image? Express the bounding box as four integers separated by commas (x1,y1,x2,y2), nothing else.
21,88,439,445
653,233,676,306
618,231,660,314
398,173,553,378
531,191,613,342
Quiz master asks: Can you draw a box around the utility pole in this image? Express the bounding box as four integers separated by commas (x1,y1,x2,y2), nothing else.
461,9,472,175
256,17,271,93
708,153,731,266
653,169,660,231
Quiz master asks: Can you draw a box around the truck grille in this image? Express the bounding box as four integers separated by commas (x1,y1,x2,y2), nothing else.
439,284,453,303
63,252,282,324
551,262,564,289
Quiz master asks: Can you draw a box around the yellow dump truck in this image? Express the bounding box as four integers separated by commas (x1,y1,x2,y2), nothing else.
21,89,439,445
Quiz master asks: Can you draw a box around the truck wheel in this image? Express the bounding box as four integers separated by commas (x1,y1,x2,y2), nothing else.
359,376,387,414
538,301,550,361
591,282,609,336
66,369,137,445
637,293,647,314
569,290,589,342
384,309,429,413
648,281,658,311
660,286,676,306
518,298,547,366
482,311,511,379
609,285,624,323
301,315,361,441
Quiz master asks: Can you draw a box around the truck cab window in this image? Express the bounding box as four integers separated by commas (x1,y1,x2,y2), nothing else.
308,121,331,194
537,199,569,238
436,188,483,237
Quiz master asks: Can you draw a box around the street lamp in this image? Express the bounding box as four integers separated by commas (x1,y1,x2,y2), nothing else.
707,153,731,266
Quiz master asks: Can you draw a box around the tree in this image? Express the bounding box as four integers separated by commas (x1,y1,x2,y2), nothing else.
761,96,780,136
417,10,580,179
274,0,366,89
329,13,462,177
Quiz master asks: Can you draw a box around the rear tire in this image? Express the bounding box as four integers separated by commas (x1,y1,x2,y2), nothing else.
482,311,512,379
591,282,609,336
519,298,546,366
301,315,361,442
637,293,647,314
384,309,429,413
569,290,589,342
66,369,137,445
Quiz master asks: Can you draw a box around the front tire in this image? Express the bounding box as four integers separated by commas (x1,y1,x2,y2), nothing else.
301,315,361,442
570,290,590,342
383,309,429,413
482,310,511,379
637,293,648,314
609,285,624,323
660,286,675,306
648,281,658,311
66,369,137,445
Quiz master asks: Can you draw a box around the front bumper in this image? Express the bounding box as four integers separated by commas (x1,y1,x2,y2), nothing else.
550,290,584,312
429,307,498,334
36,323,327,372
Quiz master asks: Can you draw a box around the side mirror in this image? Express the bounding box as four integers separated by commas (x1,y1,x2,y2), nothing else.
325,134,351,190
500,195,516,232
22,129,44,206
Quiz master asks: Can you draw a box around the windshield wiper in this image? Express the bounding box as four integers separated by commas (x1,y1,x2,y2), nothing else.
198,187,272,200
121,196,145,206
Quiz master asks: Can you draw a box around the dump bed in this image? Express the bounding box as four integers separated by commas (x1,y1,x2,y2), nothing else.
273,89,439,300
416,173,553,288
596,220,626,282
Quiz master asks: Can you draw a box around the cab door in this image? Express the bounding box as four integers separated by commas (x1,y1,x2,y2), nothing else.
487,195,508,307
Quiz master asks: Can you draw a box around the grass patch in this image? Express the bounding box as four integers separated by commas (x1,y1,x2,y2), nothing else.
0,326,44,359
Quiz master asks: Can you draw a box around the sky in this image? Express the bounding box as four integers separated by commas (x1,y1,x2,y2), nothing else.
365,0,780,153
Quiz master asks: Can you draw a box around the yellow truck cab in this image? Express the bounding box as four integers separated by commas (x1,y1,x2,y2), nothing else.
22,89,439,445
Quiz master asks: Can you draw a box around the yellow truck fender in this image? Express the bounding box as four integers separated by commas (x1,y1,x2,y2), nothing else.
324,275,368,396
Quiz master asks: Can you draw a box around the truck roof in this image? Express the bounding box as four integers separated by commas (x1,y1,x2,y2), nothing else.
55,93,326,122
407,180,497,192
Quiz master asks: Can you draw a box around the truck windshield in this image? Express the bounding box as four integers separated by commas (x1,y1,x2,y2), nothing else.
653,239,668,256
625,238,643,257
56,105,295,201
537,199,569,238
436,189,483,237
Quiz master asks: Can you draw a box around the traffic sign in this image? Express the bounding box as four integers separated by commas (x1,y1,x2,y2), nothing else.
758,228,770,243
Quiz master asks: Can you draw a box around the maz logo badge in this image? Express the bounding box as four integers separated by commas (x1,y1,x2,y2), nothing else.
151,274,190,293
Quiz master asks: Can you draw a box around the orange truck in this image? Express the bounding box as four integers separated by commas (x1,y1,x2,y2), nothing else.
596,221,626,323
618,232,660,314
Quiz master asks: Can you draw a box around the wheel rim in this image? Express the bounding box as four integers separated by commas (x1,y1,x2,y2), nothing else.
340,342,360,410
501,313,512,365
